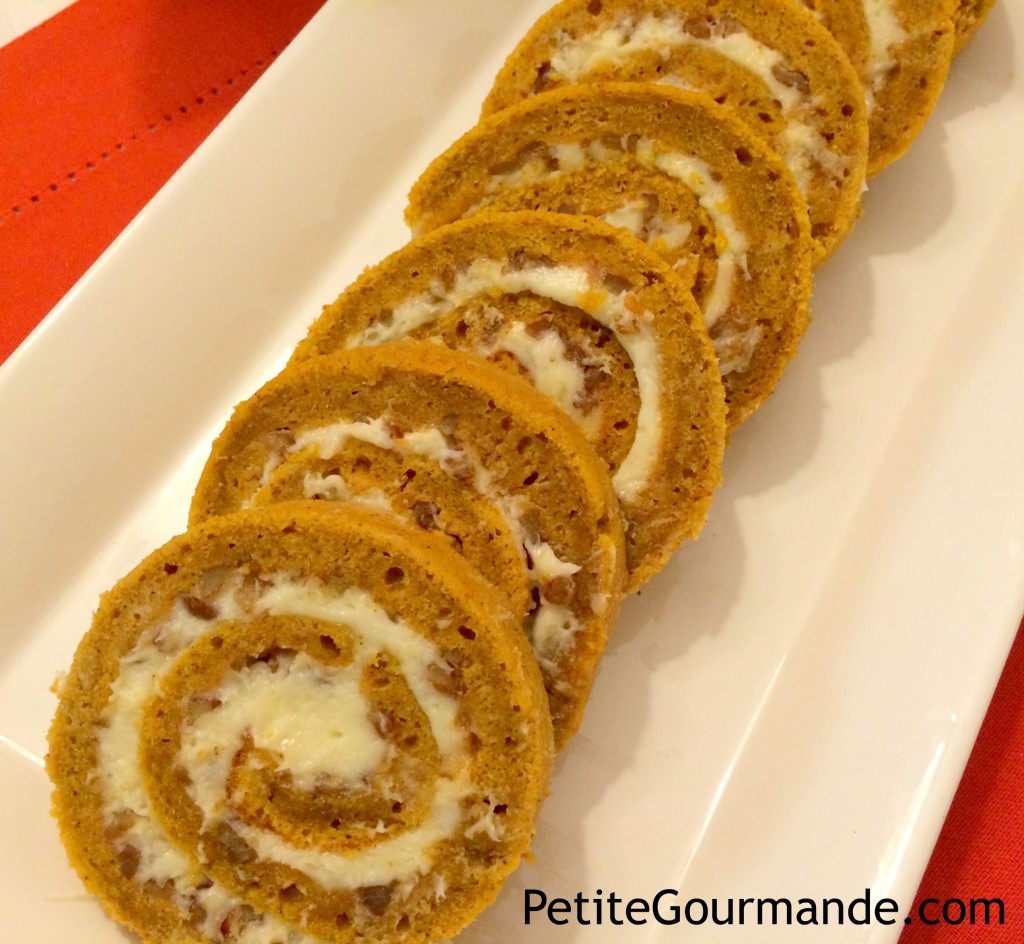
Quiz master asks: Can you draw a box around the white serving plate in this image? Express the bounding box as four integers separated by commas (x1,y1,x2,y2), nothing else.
1,2,1022,941
0,0,73,46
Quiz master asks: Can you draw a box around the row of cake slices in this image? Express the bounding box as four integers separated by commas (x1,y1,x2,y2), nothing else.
45,209,733,944
47,0,997,940
45,217,727,943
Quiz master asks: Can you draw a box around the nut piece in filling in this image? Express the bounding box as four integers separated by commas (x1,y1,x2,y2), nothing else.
190,341,627,747
478,0,867,260
293,211,726,578
801,0,957,174
404,91,811,428
47,502,554,944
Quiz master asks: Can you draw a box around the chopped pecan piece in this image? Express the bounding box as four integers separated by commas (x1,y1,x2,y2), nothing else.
489,140,546,176
116,843,141,879
716,14,744,35
641,192,660,239
577,365,612,414
532,61,553,94
182,596,218,620
427,661,466,697
209,823,256,864
508,248,529,270
219,904,259,938
184,692,223,724
683,15,713,39
359,884,393,917
518,506,544,546
260,427,295,453
372,709,396,738
772,62,811,94
603,273,632,295
104,809,138,840
411,501,440,531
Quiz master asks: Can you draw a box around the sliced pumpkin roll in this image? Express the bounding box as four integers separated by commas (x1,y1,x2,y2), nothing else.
803,0,957,174
190,342,627,746
404,94,811,427
48,502,553,944
294,212,726,574
478,0,867,260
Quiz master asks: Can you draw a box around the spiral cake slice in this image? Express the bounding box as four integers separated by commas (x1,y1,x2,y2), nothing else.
191,342,626,746
294,212,725,581
405,89,811,427
48,502,553,944
478,0,867,260
804,0,956,174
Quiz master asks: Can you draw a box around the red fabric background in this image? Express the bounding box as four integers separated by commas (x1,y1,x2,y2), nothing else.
0,1,1020,940
0,0,326,361
900,619,1024,941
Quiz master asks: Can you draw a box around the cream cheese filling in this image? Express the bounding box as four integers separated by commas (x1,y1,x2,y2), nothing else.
476,142,753,376
494,492,583,674
96,576,477,944
600,200,694,253
475,319,598,436
182,653,387,795
301,474,390,509
714,322,765,376
549,13,846,194
601,196,762,373
345,259,662,501
633,144,749,333
863,0,909,103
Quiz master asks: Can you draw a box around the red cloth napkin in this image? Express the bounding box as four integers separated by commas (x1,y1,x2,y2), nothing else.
0,2,1021,940
900,618,1024,942
0,0,326,361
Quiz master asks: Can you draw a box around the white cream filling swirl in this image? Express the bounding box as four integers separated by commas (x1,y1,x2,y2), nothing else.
344,259,662,503
470,147,759,376
263,417,586,664
863,0,909,106
548,12,847,195
96,576,476,944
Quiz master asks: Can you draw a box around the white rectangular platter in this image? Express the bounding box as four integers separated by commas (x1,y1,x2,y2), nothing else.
1,2,1023,941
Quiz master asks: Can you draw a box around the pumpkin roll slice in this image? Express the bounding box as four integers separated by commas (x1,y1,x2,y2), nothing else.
295,212,725,566
478,0,867,260
803,0,956,174
48,502,553,944
191,342,627,746
405,90,811,427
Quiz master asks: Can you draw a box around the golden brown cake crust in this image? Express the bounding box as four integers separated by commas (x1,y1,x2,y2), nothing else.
293,211,727,570
478,0,867,260
191,342,627,745
47,502,553,944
